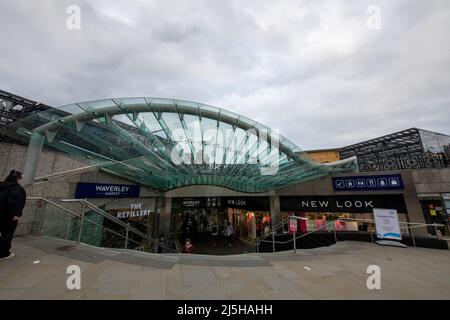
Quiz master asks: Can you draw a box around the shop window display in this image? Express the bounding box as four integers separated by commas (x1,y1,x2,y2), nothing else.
281,211,389,234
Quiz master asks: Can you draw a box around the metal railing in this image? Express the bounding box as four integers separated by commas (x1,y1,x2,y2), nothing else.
255,217,289,253
357,153,450,172
256,216,447,253
26,197,178,253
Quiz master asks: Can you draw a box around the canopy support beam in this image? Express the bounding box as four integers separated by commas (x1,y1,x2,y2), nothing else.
23,132,45,185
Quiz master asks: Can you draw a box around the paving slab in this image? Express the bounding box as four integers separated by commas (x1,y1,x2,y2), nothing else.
0,236,448,299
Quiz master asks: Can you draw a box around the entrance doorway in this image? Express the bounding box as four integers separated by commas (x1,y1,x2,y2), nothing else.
170,196,271,254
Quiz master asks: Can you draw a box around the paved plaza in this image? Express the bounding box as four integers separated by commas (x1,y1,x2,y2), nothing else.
0,236,449,300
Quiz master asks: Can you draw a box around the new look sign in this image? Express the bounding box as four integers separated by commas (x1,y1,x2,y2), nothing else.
280,195,407,214
75,183,140,199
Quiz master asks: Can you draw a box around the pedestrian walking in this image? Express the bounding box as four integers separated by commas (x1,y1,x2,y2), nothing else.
225,223,234,247
211,222,219,247
0,170,26,260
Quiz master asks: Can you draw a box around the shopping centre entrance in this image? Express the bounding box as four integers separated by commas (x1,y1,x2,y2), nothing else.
171,197,271,254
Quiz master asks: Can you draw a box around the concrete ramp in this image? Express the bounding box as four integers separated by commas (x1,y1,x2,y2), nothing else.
1,236,449,299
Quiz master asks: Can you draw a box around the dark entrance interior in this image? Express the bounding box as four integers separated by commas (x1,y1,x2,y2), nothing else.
171,197,271,255
173,207,252,255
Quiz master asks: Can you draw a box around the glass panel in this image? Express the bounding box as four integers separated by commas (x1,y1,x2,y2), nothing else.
0,97,358,193
113,113,136,128
215,121,232,165
236,114,257,129
114,97,147,108
147,98,174,106
39,205,77,240
201,117,218,165
182,114,203,163
183,114,202,143
175,100,198,109
57,103,84,115
220,108,240,121
198,103,219,115
226,127,246,164
161,112,184,141
77,99,116,112
138,112,166,138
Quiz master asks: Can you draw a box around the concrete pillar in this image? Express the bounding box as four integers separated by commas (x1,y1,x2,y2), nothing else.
402,171,428,236
23,132,45,185
159,197,172,236
270,195,281,226
403,195,427,236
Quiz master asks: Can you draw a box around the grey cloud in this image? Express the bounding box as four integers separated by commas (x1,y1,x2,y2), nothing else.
0,0,449,151
153,21,201,43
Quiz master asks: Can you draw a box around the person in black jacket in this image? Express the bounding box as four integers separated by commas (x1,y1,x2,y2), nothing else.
0,170,26,260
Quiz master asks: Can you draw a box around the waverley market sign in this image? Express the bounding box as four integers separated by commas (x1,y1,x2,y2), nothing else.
75,183,140,198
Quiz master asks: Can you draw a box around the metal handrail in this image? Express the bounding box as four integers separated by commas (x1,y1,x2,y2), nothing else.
337,217,446,228
28,197,136,245
260,218,339,245
259,217,288,242
60,198,177,253
42,215,143,247
61,199,148,239
259,217,447,246
26,197,177,253
81,217,131,243
27,196,80,218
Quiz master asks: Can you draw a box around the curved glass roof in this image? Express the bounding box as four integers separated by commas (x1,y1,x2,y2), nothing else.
1,97,358,192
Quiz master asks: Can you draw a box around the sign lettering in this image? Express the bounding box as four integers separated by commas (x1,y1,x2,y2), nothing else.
75,183,140,198
280,195,407,213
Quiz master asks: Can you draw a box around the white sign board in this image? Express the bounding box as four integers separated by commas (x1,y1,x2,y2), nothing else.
289,218,298,232
373,208,402,240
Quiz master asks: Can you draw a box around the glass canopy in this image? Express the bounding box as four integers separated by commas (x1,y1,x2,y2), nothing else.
1,97,358,192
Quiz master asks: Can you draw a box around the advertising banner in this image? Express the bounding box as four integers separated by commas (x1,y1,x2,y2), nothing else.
289,218,298,233
314,219,326,232
335,220,347,231
306,219,315,232
299,214,307,232
373,208,402,240
346,221,359,231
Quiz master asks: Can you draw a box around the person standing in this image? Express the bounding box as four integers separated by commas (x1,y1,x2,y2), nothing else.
211,222,219,247
0,170,26,260
183,238,195,254
225,223,235,247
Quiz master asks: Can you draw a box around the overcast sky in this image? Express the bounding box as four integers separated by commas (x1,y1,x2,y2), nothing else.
0,0,449,150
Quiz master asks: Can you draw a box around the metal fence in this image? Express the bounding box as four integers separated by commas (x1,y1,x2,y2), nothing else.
356,153,449,172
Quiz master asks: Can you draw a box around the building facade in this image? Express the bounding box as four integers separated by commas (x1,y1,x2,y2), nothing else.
1,90,449,251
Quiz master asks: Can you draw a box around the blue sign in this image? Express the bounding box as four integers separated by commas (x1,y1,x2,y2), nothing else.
332,174,404,191
75,182,140,198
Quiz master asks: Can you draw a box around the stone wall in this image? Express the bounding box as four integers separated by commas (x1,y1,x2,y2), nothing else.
3,141,449,237
411,168,450,194
1,142,161,236
0,142,87,179
1,142,86,235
